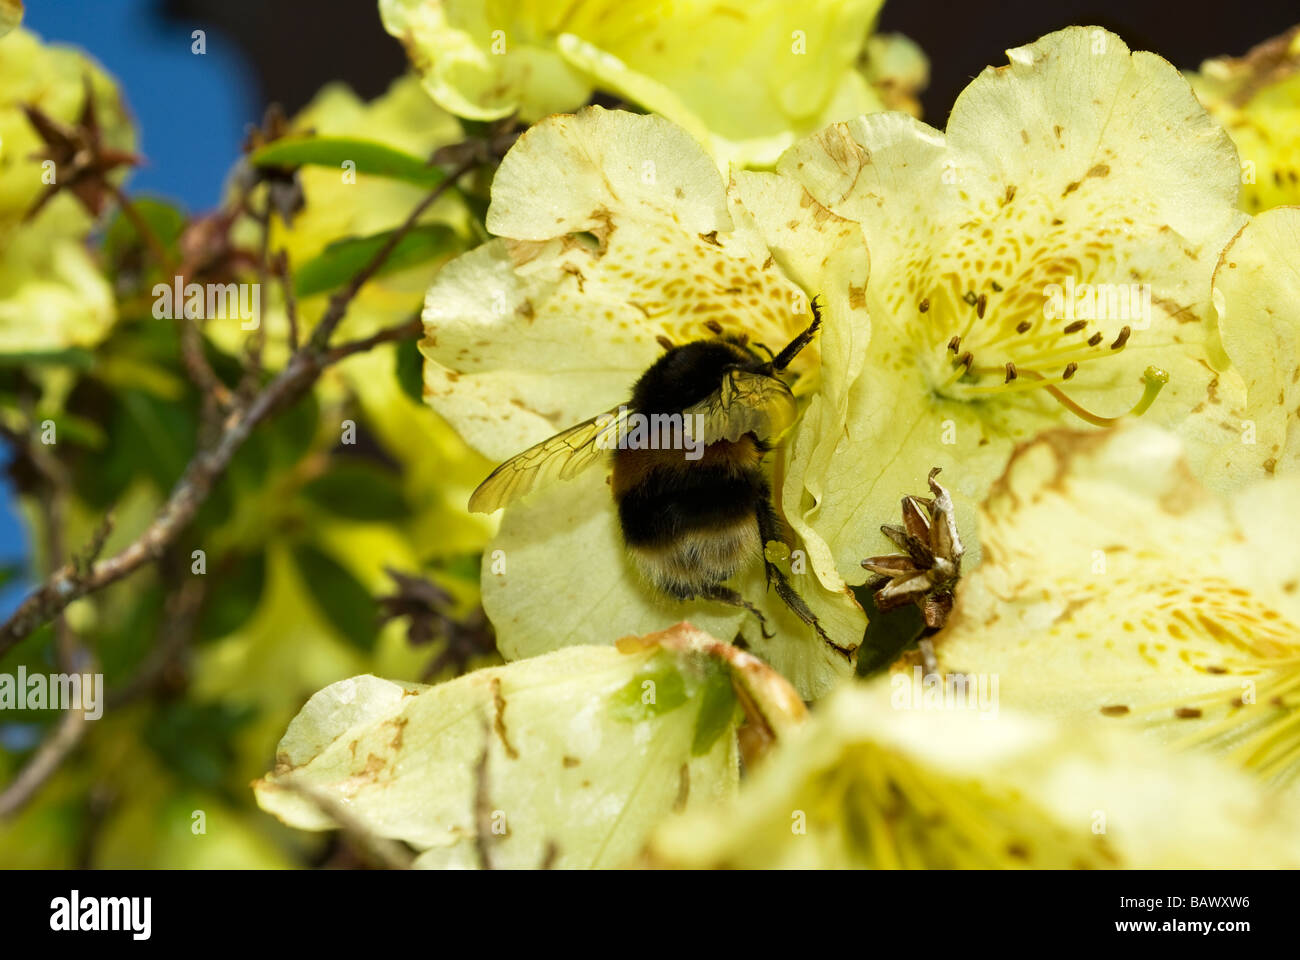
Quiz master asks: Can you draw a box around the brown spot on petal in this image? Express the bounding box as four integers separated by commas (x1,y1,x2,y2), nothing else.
491,677,519,759
387,716,408,751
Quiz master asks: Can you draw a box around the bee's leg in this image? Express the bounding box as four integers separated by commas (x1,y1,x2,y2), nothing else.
768,295,823,372
696,583,774,639
756,500,848,656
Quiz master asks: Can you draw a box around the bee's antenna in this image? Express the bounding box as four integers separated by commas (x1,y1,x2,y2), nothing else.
768,295,823,372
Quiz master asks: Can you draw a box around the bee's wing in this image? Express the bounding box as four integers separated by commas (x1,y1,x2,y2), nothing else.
682,369,798,445
468,405,629,513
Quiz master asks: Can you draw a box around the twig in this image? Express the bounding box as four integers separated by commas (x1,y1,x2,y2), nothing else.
273,249,301,353
0,170,471,659
0,416,94,818
279,776,414,870
237,200,275,404
0,350,302,652
0,707,89,818
325,312,422,364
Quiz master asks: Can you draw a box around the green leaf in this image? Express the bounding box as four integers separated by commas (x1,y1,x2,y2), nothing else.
300,461,409,522
394,335,424,404
198,551,267,643
293,223,459,298
96,581,163,684
121,388,197,491
433,552,481,584
691,663,737,756
0,348,95,369
103,196,186,275
610,657,689,721
145,701,258,790
248,136,447,189
292,543,377,652
853,583,925,678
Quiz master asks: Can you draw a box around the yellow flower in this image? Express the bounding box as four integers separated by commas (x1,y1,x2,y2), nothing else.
0,27,132,353
646,681,1300,868
933,423,1300,791
772,26,1272,590
1189,25,1300,213
1212,206,1300,477
420,106,871,697
378,0,926,167
255,622,804,868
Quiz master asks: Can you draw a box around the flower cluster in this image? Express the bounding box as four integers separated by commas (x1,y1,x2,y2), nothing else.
249,14,1300,867
0,27,132,357
379,0,927,167
8,4,1265,868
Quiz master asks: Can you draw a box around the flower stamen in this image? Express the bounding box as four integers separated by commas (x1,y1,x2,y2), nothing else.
957,365,1168,427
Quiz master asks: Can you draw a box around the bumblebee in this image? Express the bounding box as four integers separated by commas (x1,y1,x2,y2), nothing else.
469,300,830,645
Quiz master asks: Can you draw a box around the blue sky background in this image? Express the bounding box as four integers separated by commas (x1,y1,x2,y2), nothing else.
0,1,260,614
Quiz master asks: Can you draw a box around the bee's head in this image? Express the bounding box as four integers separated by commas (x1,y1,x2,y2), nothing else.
632,338,765,413
637,297,822,413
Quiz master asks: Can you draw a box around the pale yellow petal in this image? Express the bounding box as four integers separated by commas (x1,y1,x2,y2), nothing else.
555,0,889,167
423,110,869,691
379,0,590,122
382,0,906,168
1212,206,1300,478
482,468,861,699
255,623,804,868
776,27,1251,583
935,424,1300,786
648,680,1300,868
